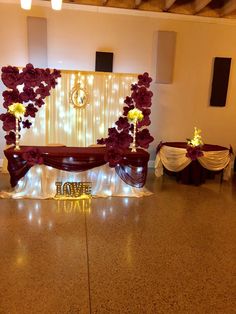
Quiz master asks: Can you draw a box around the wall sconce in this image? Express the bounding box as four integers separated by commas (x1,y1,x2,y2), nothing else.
20,0,63,11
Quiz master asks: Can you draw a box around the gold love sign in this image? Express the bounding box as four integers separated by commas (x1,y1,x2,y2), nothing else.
54,181,92,199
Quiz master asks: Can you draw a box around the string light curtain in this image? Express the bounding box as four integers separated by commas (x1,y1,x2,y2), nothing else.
20,71,137,147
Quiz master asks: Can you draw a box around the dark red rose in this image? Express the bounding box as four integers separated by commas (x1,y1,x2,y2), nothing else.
22,63,42,87
115,117,130,131
1,66,23,89
108,127,119,139
97,138,106,145
137,115,151,128
186,146,204,161
5,131,17,145
123,105,134,116
136,129,154,149
35,98,45,108
117,130,132,149
52,69,61,79
19,87,36,102
1,113,16,131
132,87,153,109
131,83,138,91
2,89,21,109
24,103,38,118
124,96,133,106
138,72,152,88
36,83,50,98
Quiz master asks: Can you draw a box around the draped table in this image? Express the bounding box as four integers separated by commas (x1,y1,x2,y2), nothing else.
2,146,152,199
155,142,233,185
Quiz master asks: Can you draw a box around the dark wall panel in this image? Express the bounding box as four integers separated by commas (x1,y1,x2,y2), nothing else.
95,52,113,72
210,57,231,107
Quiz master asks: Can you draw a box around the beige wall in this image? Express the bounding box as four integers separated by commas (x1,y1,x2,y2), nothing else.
1,2,236,162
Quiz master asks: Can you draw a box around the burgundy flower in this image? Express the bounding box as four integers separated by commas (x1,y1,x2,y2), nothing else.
136,129,154,149
22,119,32,129
123,105,134,116
22,148,44,166
131,83,138,92
97,138,106,145
1,113,16,131
124,96,133,106
104,147,123,167
132,87,153,109
115,117,130,131
2,89,21,109
186,146,204,161
137,115,151,128
117,130,133,149
36,83,50,98
141,108,151,116
138,72,152,88
24,104,38,118
22,63,42,87
108,127,119,139
5,131,17,145
19,87,36,102
34,98,45,108
51,69,61,79
1,66,23,89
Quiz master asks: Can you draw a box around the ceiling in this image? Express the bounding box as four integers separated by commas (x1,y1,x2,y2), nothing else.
58,0,236,19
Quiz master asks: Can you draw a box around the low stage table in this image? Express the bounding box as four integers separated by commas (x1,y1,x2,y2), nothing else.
3,146,152,199
155,142,233,185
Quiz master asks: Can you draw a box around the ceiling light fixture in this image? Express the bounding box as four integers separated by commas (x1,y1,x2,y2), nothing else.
20,0,32,10
51,0,63,11
20,0,63,11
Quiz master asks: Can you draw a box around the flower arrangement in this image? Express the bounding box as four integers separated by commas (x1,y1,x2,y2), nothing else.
97,72,154,167
0,63,61,145
127,108,144,152
187,127,203,147
186,127,204,160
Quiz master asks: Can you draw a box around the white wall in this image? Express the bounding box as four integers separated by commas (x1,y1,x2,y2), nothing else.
1,1,236,162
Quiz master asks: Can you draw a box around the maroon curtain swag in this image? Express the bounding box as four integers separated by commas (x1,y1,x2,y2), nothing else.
4,146,150,188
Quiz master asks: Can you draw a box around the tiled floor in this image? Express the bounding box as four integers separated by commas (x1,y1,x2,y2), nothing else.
0,171,236,314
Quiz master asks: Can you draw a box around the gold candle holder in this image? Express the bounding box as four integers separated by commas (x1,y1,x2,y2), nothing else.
15,118,20,151
131,119,137,153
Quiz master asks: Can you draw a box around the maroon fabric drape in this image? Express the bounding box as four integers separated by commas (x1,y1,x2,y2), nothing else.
156,142,230,185
4,146,150,188
160,142,229,151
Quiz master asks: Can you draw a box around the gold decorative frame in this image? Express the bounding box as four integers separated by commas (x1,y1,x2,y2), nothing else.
69,83,88,109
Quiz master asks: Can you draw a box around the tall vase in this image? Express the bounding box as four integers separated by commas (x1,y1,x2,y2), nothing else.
131,119,137,152
15,118,20,151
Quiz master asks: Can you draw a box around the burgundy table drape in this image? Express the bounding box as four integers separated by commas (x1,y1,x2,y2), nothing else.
156,142,231,185
4,146,150,188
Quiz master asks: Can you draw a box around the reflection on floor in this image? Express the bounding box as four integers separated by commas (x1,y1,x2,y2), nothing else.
0,170,236,313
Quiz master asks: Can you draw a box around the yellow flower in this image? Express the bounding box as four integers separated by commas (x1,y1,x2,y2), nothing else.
8,103,26,119
187,127,203,147
127,108,143,122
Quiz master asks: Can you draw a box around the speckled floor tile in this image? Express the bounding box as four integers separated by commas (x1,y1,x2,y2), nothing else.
86,172,236,314
0,197,90,313
0,171,236,314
